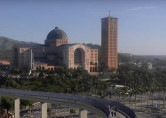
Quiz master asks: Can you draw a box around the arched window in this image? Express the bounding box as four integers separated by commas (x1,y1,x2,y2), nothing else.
90,67,92,72
74,48,85,66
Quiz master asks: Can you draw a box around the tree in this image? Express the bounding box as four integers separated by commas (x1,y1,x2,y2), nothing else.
0,97,14,111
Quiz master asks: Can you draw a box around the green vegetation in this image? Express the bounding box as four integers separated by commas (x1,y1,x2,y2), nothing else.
113,64,164,95
0,67,107,111
0,97,14,112
1,64,166,111
7,67,106,94
0,41,166,111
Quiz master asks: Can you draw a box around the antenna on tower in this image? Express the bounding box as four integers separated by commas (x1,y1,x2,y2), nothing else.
109,11,110,17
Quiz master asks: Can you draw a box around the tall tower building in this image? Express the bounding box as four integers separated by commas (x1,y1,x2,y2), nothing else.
101,15,118,69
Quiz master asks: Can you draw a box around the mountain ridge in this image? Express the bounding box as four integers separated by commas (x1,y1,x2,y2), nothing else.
0,36,37,50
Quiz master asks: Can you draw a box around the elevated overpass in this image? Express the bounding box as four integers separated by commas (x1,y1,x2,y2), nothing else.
0,88,136,118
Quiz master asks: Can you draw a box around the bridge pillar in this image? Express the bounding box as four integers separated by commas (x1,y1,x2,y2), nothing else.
14,98,20,118
79,110,87,118
41,103,47,118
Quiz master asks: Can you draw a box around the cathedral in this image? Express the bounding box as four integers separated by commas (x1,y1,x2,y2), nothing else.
13,27,98,74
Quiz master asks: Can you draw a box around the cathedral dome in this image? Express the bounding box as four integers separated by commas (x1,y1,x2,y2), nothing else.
46,27,68,40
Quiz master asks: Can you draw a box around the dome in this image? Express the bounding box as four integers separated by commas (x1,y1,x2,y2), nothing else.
46,27,68,40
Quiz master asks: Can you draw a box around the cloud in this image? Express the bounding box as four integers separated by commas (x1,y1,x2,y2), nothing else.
129,6,156,11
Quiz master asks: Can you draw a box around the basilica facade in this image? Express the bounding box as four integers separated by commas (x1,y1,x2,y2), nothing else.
13,27,98,74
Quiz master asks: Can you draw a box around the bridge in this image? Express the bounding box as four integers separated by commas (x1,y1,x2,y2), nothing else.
0,88,136,118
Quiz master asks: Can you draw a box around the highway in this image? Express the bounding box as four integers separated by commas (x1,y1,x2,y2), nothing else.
0,88,136,118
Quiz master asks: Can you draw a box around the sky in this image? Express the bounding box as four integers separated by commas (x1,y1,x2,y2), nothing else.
0,0,166,55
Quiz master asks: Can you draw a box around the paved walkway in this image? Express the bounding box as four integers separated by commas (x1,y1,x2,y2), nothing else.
136,108,166,118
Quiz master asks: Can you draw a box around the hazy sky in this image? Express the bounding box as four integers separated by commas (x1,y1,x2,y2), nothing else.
0,0,166,55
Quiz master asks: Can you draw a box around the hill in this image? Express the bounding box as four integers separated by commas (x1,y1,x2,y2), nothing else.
85,44,154,65
0,36,36,50
0,36,37,60
0,39,165,68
